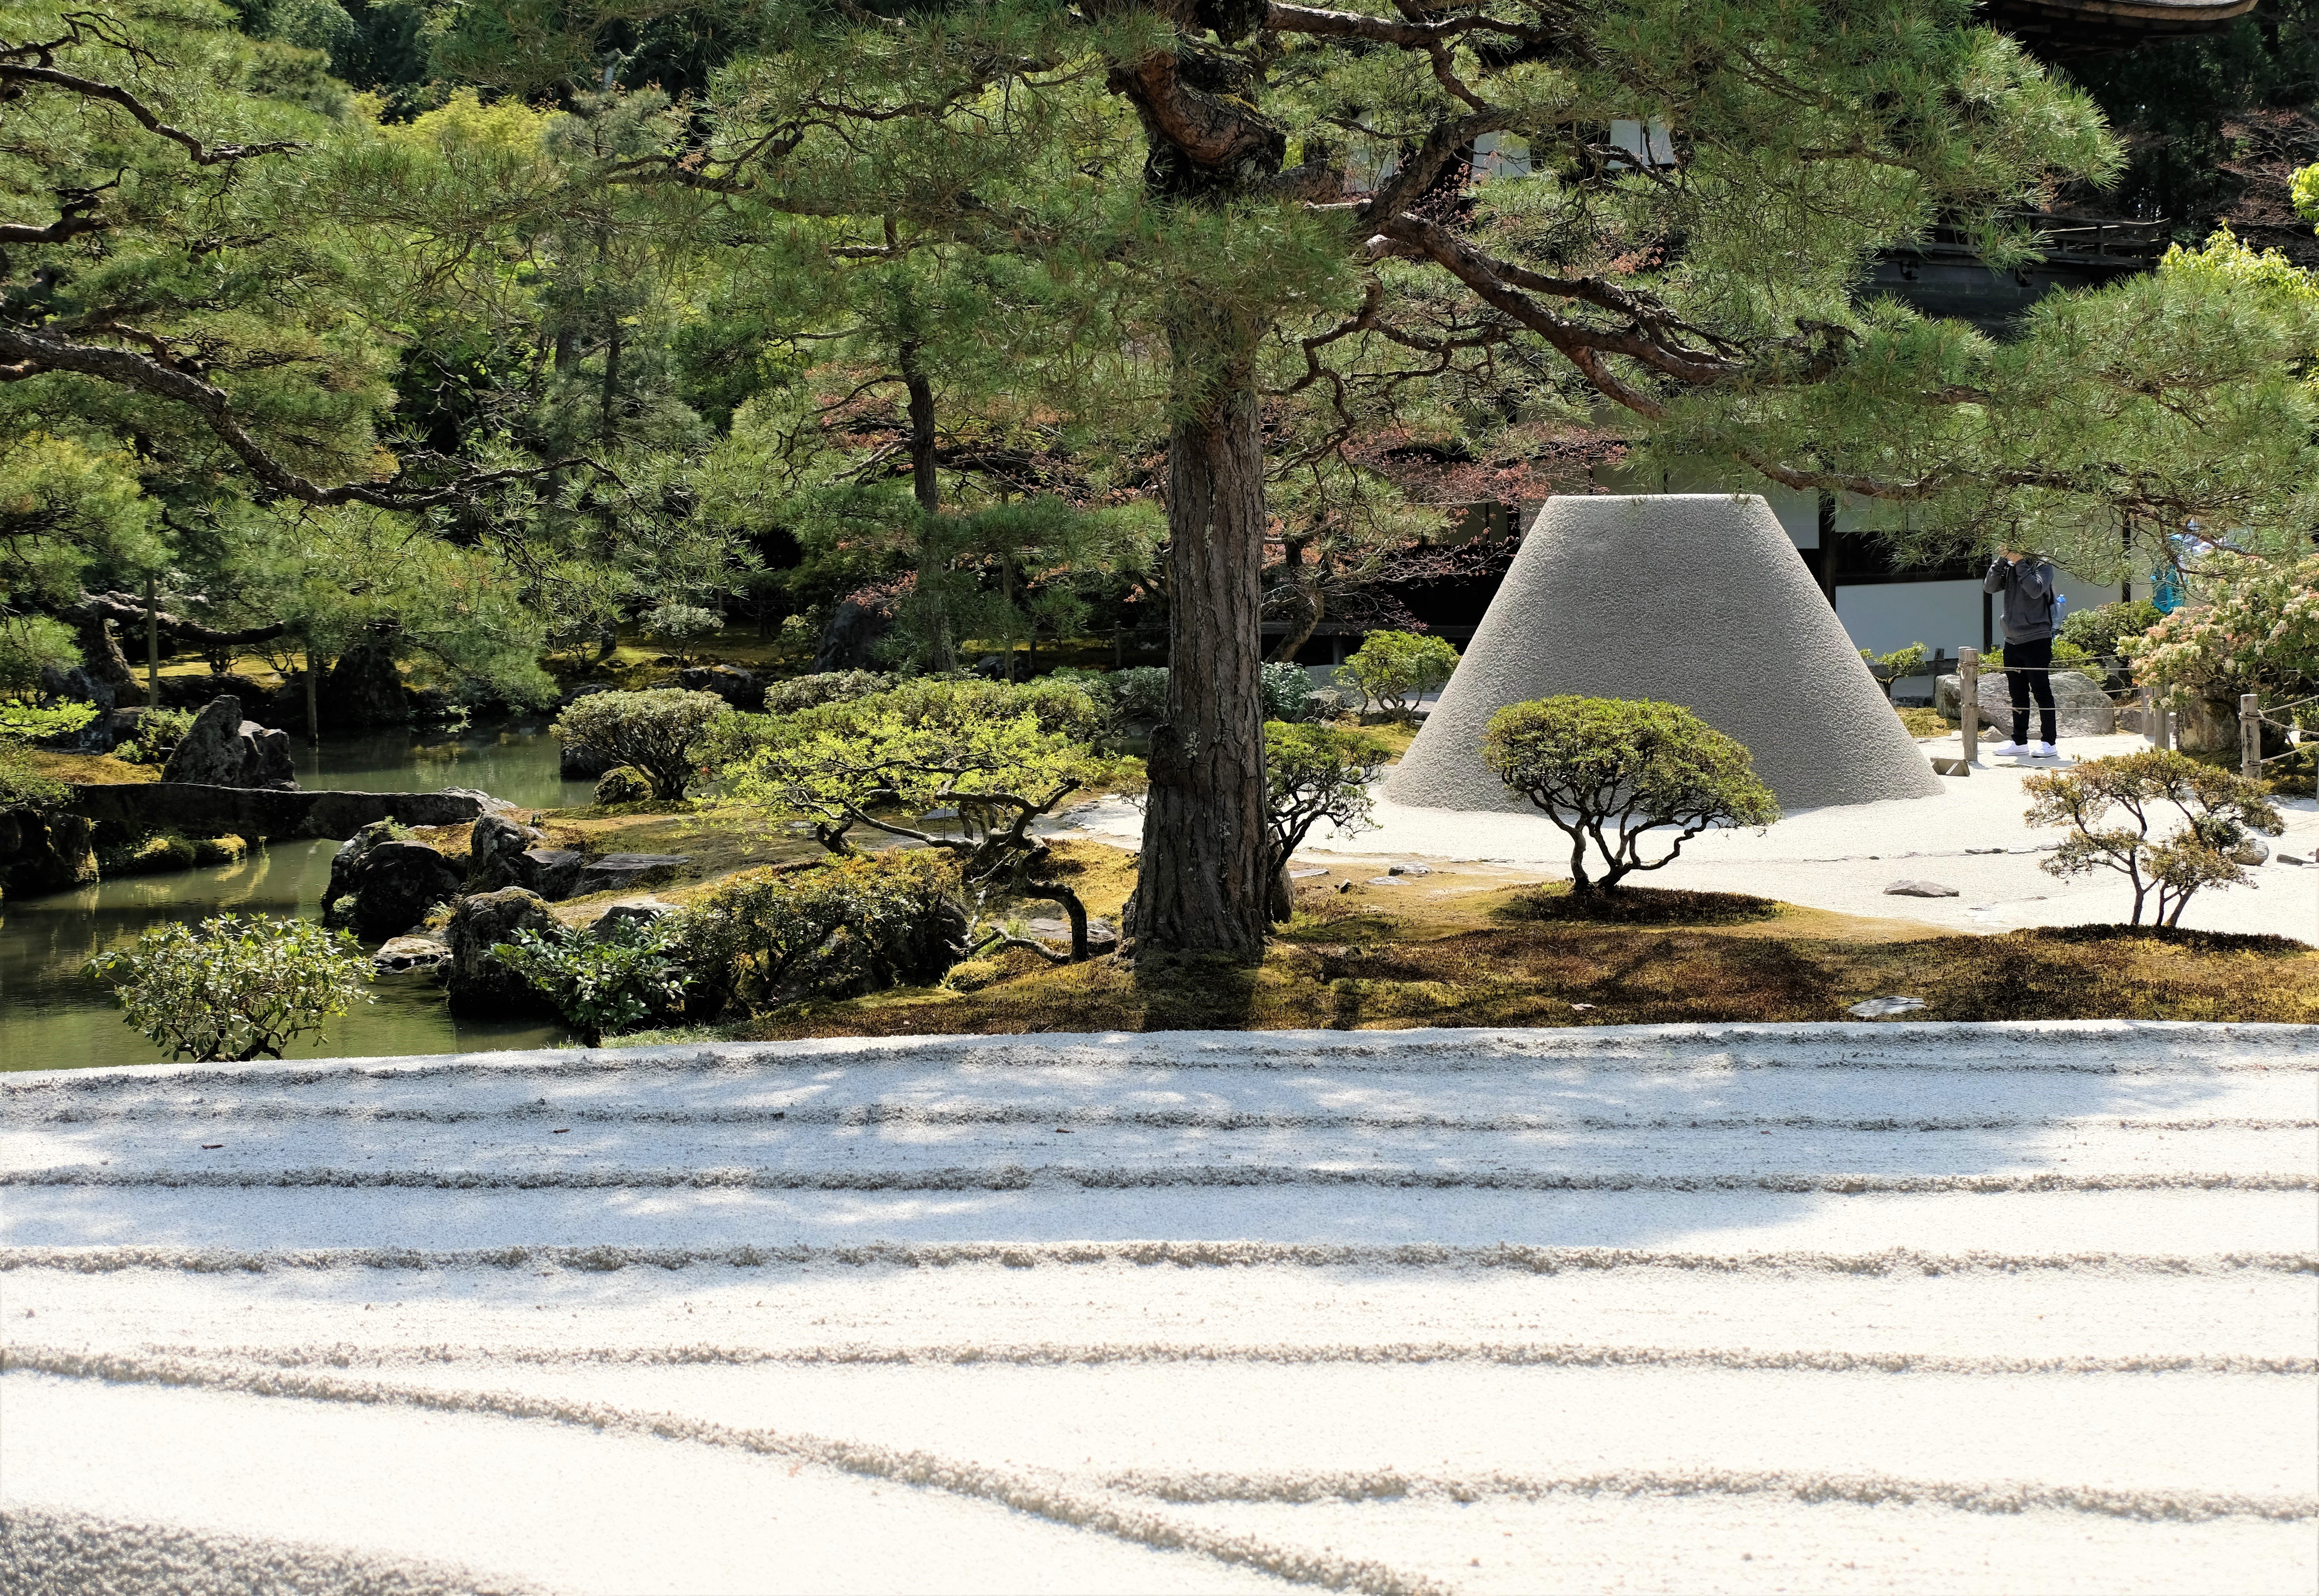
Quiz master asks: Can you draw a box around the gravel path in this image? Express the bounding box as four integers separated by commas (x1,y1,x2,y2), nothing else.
5,1022,2314,1594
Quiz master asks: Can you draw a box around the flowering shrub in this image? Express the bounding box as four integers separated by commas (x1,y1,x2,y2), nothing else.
2127,553,2319,705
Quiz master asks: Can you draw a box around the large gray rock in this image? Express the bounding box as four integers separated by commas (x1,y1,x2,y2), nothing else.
160,697,297,789
1935,668,2115,738
576,852,691,894
466,814,544,892
1389,495,1943,814
321,641,409,729
524,848,586,899
69,783,482,841
325,836,464,941
445,887,559,1015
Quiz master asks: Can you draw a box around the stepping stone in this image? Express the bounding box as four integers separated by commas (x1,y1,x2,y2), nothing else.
1848,995,1927,1018
1884,880,1959,898
372,934,451,974
1289,867,1329,878
578,853,691,892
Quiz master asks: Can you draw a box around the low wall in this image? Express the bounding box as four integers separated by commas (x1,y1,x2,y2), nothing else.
68,783,484,841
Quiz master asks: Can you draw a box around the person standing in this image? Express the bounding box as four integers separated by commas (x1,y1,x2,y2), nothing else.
1983,547,2061,756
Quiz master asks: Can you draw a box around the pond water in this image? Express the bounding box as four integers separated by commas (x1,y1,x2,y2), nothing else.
2,723,597,1072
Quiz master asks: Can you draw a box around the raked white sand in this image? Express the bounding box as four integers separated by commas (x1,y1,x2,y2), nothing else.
1063,732,2319,941
4,1022,2314,1594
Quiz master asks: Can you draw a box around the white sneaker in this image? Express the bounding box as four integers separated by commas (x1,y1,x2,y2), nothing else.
2032,742,2060,758
1990,740,2028,754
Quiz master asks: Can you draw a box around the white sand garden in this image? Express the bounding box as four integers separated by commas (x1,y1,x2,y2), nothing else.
4,1022,2313,1593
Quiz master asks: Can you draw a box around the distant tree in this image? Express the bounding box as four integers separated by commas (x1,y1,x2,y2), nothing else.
1262,721,1391,920
1340,631,1461,722
1483,698,1779,897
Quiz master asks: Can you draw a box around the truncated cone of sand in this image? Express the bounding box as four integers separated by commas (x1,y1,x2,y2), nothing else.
1388,493,1943,813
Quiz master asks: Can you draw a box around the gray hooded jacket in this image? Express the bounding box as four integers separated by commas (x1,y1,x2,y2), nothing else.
1983,558,2059,644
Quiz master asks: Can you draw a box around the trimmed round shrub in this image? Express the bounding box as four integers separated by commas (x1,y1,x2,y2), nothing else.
553,688,726,799
1339,630,1459,720
593,765,655,805
1483,696,1780,896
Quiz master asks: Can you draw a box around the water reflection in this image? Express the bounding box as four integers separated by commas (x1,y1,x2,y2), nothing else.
3,725,587,1070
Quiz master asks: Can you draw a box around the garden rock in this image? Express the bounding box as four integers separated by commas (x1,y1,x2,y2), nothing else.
594,899,677,938
156,672,268,713
2229,839,2271,867
524,849,586,900
320,641,409,729
0,809,97,896
466,815,545,891
327,839,464,941
445,887,559,1014
560,740,621,780
1935,669,2115,738
577,852,691,894
160,697,297,789
1848,995,1927,1017
593,766,654,805
372,933,451,974
677,664,762,711
813,597,890,672
1883,880,1960,898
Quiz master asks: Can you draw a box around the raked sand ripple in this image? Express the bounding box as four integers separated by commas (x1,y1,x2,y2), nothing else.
3,1020,2314,1595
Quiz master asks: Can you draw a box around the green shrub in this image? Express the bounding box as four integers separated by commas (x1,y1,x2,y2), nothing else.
678,850,967,1010
1482,697,1780,896
553,688,727,799
759,670,892,717
724,678,1117,959
593,765,655,805
2060,599,2163,664
0,699,99,741
0,739,65,810
1857,643,1928,702
2024,751,2284,927
1260,662,1315,724
494,914,694,1046
1264,722,1391,918
114,705,196,765
1339,630,1459,720
1109,666,1169,725
86,914,371,1062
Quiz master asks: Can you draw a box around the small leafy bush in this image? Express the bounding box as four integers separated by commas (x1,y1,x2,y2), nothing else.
0,699,99,741
1260,661,1316,724
759,670,892,717
1339,630,1459,720
1109,666,1169,725
2024,751,2283,927
678,850,966,1011
593,765,655,805
1483,697,1780,896
553,688,726,799
493,915,693,1046
114,705,196,765
2060,599,2163,665
87,914,371,1062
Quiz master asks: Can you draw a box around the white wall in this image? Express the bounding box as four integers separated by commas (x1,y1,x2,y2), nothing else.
1835,580,1983,657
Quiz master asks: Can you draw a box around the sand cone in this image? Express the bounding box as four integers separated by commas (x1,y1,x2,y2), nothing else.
1387,494,1942,813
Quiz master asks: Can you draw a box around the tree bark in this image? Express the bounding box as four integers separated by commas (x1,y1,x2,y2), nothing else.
1131,317,1271,963
900,341,956,673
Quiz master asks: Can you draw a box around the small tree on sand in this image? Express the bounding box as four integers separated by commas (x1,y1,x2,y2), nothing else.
724,680,1120,962
1340,631,1461,723
87,915,370,1062
554,689,727,799
1264,722,1391,922
2023,752,2283,927
1483,698,1780,898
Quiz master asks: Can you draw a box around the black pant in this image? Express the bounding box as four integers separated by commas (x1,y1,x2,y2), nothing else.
2006,636,2057,745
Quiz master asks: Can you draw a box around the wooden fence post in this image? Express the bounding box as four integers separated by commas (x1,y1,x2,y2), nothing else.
2242,692,2262,780
1959,647,1979,764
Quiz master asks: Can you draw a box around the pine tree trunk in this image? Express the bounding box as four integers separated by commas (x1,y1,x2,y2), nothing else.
1132,329,1270,963
901,342,956,673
